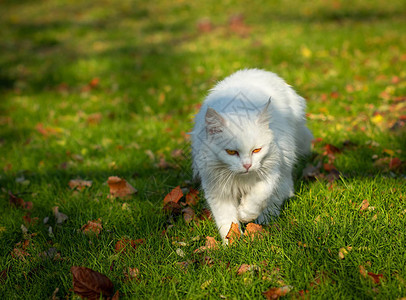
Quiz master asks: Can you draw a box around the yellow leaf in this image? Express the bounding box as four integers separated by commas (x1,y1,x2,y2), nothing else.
383,149,395,156
301,46,312,58
371,114,383,124
201,279,212,290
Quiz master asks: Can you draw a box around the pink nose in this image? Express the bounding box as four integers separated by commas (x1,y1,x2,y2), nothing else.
243,163,252,171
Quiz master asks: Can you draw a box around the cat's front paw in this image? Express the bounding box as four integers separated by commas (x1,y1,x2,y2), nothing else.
237,205,259,223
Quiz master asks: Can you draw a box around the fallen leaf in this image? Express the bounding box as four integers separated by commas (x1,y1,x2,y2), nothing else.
115,238,144,253
126,267,139,281
197,18,213,33
263,285,292,299
245,223,263,240
185,188,199,206
23,213,39,226
71,266,114,299
176,248,185,257
89,78,100,88
8,191,31,209
163,186,183,205
359,265,368,277
323,163,336,172
0,267,9,283
11,247,30,260
236,264,260,275
194,236,218,253
200,279,212,290
182,207,195,224
360,200,370,211
199,208,212,220
371,114,383,124
177,261,191,272
107,176,137,198
81,218,102,236
226,223,241,245
163,201,182,215
228,14,251,37
389,157,403,170
69,179,92,191
368,272,384,284
324,144,341,155
338,247,350,259
205,236,218,249
53,206,68,224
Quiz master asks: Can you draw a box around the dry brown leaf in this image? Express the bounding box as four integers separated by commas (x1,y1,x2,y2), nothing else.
163,186,183,205
107,176,137,198
0,267,9,283
114,238,144,253
263,285,292,299
8,191,32,210
245,223,263,240
225,222,241,245
68,179,92,191
71,266,114,299
182,207,195,224
81,218,102,236
126,267,139,281
53,206,68,224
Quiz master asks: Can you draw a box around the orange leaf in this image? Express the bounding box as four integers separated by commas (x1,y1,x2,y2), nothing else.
226,222,241,245
245,223,264,240
205,236,218,249
71,266,114,299
163,186,183,205
81,218,102,236
107,176,137,198
194,236,218,253
236,264,253,275
263,285,292,299
185,189,199,206
359,265,368,277
360,199,369,211
323,163,336,173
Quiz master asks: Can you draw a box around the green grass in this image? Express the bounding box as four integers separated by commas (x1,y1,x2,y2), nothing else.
1,0,406,299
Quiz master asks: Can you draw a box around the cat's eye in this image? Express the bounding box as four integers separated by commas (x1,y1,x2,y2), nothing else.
252,148,262,153
225,149,238,156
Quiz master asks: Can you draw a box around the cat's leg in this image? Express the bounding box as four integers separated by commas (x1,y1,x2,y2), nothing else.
237,173,280,223
206,195,240,242
256,170,294,224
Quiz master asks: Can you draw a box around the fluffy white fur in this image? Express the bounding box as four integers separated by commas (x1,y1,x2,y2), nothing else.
191,69,313,241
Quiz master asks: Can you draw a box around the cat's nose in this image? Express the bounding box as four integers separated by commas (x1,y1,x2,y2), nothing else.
243,163,252,171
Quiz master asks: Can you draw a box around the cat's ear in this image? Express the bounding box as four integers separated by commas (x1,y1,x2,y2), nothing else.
205,107,225,135
257,97,272,126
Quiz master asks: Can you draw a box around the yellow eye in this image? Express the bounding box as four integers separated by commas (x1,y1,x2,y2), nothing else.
252,148,262,153
226,149,238,156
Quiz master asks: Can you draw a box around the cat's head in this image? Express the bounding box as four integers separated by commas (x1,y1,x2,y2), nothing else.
204,101,273,175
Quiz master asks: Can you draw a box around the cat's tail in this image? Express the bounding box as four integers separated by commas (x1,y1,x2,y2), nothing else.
296,125,313,157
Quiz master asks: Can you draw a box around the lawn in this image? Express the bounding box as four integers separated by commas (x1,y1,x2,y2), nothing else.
1,0,405,299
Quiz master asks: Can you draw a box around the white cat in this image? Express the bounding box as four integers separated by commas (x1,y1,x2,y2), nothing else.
191,69,313,241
